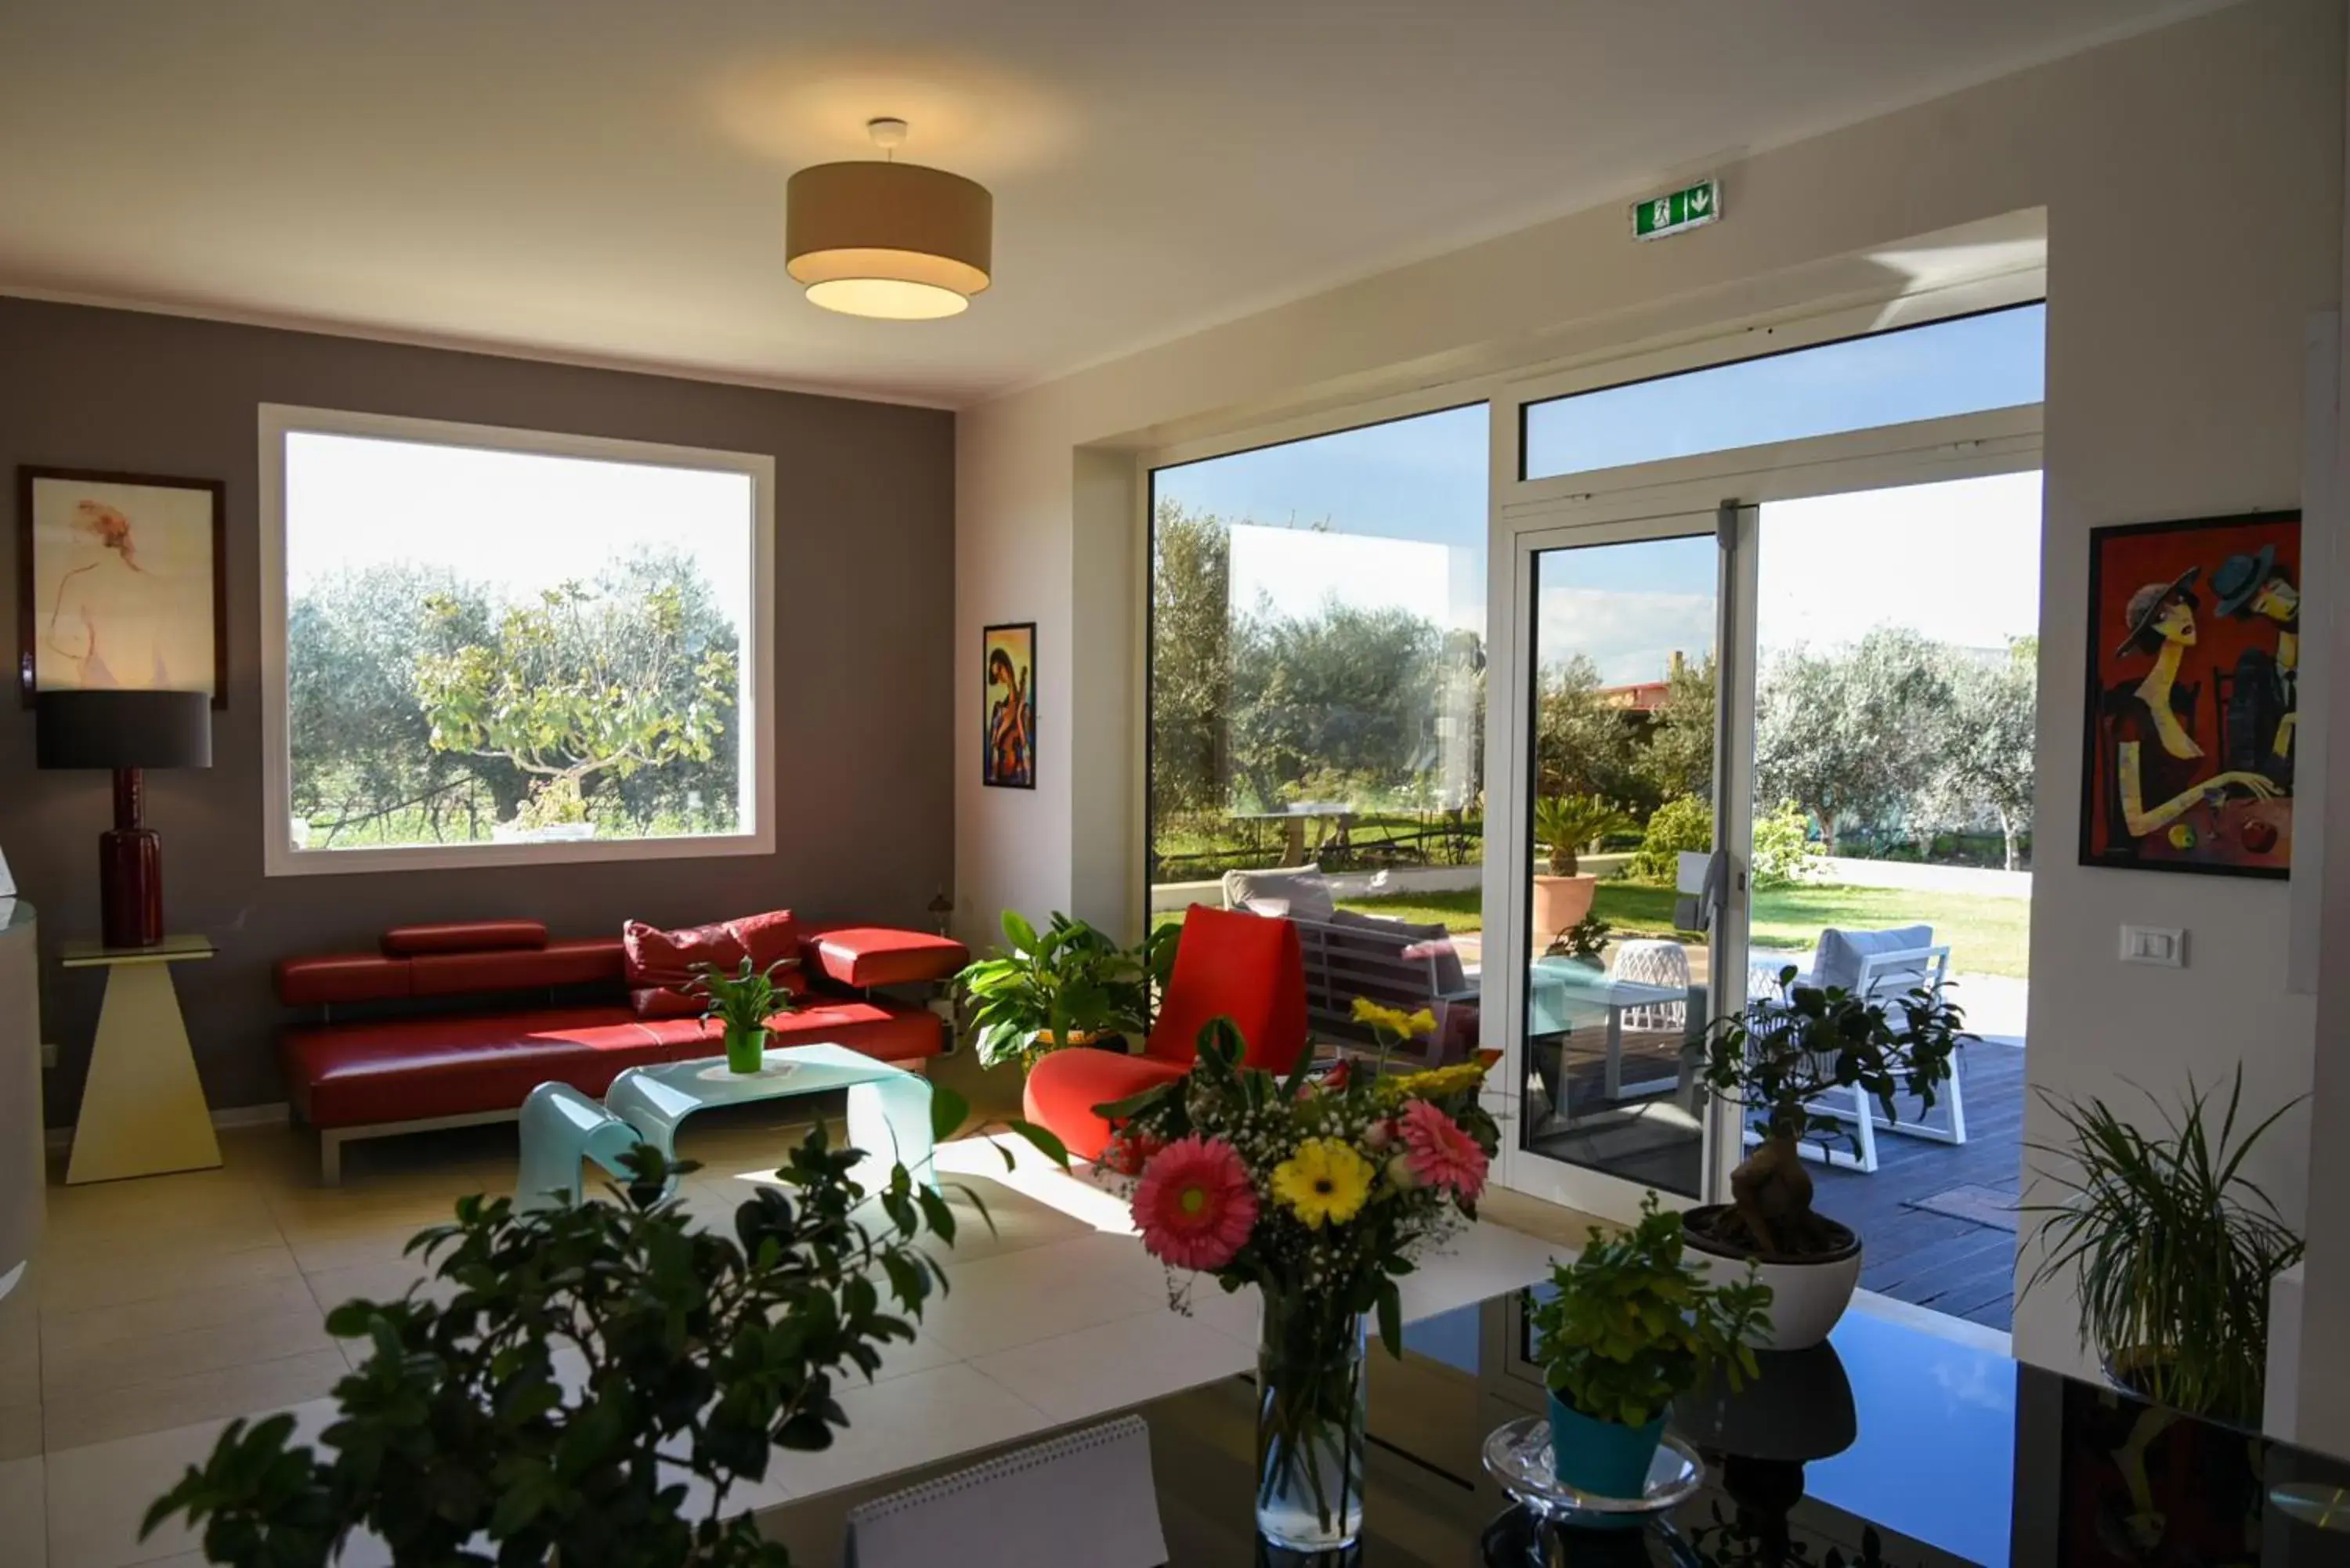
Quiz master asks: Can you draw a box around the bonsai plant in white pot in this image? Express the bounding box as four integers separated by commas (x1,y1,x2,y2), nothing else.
1689,969,1970,1348
1531,794,1634,940
1528,1194,1770,1501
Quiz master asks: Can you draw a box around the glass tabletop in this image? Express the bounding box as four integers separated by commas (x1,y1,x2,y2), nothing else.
776,1287,2350,1567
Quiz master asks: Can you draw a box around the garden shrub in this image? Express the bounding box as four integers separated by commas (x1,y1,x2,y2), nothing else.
1628,794,1712,883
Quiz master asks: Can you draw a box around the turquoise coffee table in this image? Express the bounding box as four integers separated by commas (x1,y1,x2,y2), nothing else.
515,1042,937,1210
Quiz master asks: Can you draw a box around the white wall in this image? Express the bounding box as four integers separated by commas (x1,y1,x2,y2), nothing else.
956,0,2344,1404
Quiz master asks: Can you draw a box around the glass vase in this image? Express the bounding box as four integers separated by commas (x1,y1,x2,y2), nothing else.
1255,1288,1369,1552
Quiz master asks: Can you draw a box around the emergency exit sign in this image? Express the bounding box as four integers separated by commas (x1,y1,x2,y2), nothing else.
1632,178,1721,240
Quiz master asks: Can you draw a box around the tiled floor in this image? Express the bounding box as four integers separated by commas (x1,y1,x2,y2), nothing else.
0,1111,1574,1568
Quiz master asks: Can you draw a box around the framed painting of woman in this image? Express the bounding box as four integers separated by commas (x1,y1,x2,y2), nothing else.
17,467,227,709
2079,511,2300,877
982,621,1036,789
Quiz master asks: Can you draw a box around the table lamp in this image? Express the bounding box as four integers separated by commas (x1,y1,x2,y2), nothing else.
35,690,212,948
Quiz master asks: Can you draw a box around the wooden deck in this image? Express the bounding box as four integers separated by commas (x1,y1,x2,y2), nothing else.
1530,1032,2028,1333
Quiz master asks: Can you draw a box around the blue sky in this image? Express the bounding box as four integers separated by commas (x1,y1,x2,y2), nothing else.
1151,304,2045,681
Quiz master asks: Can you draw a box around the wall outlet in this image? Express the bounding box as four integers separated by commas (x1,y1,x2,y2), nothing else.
38,1041,56,1070
2120,925,2186,967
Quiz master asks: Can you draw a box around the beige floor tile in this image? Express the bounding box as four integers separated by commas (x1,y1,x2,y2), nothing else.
0,1454,39,1566
285,1227,433,1277
301,1257,450,1320
916,1234,1170,1360
0,1400,42,1462
43,1306,338,1400
42,1349,348,1453
777,1363,1054,1501
38,1242,302,1317
39,1276,321,1360
968,1306,1255,1424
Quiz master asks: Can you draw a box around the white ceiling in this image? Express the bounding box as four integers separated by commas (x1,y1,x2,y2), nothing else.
0,1,2214,407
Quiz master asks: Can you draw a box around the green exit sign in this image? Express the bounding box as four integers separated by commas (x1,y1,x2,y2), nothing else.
1632,178,1721,240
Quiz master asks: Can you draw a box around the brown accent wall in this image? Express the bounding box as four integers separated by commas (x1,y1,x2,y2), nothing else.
0,297,957,1122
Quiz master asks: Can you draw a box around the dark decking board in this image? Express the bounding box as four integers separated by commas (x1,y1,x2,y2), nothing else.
1539,1032,2028,1333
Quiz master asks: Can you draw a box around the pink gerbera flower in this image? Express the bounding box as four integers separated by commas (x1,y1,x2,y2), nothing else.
1397,1098,1488,1201
1133,1135,1258,1271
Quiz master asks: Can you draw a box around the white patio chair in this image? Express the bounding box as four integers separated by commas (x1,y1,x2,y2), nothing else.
1610,938,1689,1033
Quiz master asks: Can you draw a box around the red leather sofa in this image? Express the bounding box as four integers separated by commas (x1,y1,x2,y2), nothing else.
276,917,966,1182
1021,905,1309,1162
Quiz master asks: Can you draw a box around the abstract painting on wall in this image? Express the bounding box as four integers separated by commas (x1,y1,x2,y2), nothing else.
2079,510,2300,878
982,621,1036,789
18,467,226,708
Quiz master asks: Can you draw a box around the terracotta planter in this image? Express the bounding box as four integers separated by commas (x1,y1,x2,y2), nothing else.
1531,873,1599,940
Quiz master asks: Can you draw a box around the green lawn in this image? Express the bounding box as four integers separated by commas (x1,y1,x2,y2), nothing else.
1327,882,2030,978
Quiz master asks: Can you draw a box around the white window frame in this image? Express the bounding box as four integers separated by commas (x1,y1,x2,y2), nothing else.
257,403,778,877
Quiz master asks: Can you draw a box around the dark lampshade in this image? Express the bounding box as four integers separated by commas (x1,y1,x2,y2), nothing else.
35,690,213,771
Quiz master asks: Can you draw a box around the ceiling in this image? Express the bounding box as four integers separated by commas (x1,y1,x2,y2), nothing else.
0,1,2214,407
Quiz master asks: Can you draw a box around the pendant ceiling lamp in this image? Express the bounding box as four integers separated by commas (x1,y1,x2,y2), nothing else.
786,117,992,320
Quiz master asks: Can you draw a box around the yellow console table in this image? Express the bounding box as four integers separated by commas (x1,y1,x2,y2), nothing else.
62,934,220,1183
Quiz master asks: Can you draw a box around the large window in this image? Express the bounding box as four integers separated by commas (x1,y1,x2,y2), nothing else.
260,406,773,875
1521,303,2044,480
1147,403,1488,909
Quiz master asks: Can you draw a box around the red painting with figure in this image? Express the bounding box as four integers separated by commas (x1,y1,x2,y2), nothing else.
2079,511,2301,878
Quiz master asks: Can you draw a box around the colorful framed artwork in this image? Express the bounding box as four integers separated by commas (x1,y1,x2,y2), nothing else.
2078,510,2300,877
17,467,227,709
982,621,1036,789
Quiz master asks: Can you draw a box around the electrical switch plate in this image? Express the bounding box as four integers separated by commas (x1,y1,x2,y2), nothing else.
2120,925,2186,967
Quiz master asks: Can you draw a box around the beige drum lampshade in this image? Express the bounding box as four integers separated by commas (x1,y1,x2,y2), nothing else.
786,159,993,320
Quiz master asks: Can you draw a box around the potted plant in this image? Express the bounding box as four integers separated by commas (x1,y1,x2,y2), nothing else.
956,911,1174,1071
1532,794,1635,938
1546,912,1614,970
143,1121,971,1567
1529,1194,1770,1502
691,956,797,1075
1690,970,1969,1347
2020,1066,2303,1424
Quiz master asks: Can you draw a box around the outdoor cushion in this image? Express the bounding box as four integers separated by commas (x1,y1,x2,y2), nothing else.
1810,925,1936,996
1220,864,1337,924
624,910,806,1017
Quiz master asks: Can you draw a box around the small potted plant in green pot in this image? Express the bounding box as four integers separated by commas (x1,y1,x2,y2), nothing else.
1531,794,1635,940
691,956,797,1075
1690,970,1969,1347
1530,1194,1771,1504
2021,1065,2304,1423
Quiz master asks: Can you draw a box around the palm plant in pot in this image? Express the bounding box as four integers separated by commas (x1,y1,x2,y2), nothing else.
1532,794,1636,938
1528,1194,1771,1504
956,911,1176,1071
2020,1066,2303,1425
692,956,798,1075
1690,969,1970,1347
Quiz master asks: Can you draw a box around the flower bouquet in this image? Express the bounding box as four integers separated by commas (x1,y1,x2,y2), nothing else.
1098,1001,1499,1551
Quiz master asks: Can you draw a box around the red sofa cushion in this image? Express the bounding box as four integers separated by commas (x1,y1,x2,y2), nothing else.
381,920,548,956
623,911,806,1018
277,952,413,1008
282,998,944,1129
806,927,969,988
1021,1050,1191,1164
410,938,625,999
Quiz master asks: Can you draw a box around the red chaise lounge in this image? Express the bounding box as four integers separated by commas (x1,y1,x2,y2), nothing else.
1021,905,1309,1162
276,916,965,1181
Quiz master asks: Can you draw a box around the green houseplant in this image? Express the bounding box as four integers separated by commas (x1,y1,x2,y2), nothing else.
1531,794,1636,939
1690,970,1969,1346
1546,912,1614,968
143,1117,980,1568
1529,1194,1771,1500
956,911,1177,1071
2020,1067,2304,1424
692,957,797,1074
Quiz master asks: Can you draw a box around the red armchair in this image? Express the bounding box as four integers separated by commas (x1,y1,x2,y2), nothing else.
1021,905,1309,1162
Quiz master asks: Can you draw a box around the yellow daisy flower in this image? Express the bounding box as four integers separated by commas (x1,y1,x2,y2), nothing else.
1350,998,1439,1042
1270,1138,1374,1227
1382,1060,1491,1103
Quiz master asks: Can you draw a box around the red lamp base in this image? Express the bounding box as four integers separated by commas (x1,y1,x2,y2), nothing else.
99,767,164,949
